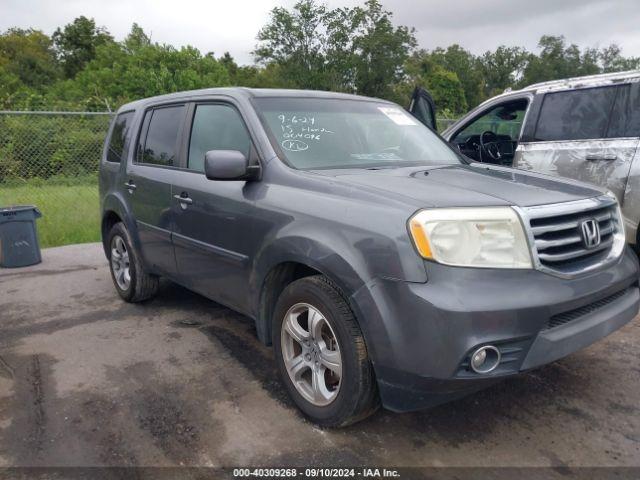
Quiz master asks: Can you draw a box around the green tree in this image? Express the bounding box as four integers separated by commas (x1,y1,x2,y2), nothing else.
521,35,599,86
52,16,113,78
428,45,484,108
0,28,59,88
254,0,415,98
423,66,466,114
218,52,288,88
0,28,60,108
599,44,640,72
62,24,230,110
327,0,416,98
218,52,238,78
397,52,467,114
478,45,528,97
4,10,640,113
123,23,151,53
254,0,330,90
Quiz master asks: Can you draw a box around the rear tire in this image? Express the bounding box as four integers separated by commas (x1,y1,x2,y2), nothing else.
272,275,379,427
107,222,159,303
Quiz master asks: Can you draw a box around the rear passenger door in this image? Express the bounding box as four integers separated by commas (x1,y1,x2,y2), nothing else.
515,84,639,201
170,102,257,313
126,104,186,276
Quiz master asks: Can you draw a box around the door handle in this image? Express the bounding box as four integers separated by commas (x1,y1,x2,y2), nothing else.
174,194,193,205
585,154,617,161
124,181,137,191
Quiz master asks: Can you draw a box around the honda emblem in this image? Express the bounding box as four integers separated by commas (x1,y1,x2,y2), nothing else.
581,219,601,249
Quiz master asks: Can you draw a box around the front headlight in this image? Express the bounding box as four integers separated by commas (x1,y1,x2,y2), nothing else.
408,207,533,268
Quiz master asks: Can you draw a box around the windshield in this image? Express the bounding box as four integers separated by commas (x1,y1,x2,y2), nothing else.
253,97,462,170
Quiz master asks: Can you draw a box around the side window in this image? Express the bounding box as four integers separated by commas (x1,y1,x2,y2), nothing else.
534,86,617,142
137,105,185,166
106,111,134,163
187,104,251,172
608,84,640,138
454,99,528,142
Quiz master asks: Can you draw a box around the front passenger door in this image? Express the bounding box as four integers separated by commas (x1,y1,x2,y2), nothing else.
446,98,529,165
171,102,257,313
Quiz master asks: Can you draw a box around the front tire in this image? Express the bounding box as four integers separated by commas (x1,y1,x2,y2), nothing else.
272,275,379,427
107,222,159,303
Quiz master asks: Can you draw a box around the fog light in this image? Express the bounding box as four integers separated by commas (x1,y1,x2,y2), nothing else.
472,349,486,366
469,345,501,373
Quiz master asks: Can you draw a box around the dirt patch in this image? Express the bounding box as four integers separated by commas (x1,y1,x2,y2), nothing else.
0,353,57,464
135,390,200,462
0,302,144,347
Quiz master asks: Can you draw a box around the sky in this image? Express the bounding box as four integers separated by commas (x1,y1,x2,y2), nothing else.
2,0,639,65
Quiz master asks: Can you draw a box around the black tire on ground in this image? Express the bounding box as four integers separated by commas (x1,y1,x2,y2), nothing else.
272,275,379,427
106,222,159,303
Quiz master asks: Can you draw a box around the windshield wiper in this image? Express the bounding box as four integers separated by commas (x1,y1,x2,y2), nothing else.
365,165,400,170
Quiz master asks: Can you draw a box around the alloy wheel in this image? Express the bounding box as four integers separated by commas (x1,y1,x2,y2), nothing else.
281,302,342,406
110,235,131,291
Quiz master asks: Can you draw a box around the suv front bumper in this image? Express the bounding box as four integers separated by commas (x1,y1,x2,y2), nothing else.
351,246,639,412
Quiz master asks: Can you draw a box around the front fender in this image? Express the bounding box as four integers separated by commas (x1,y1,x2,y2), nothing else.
249,234,368,312
248,224,382,352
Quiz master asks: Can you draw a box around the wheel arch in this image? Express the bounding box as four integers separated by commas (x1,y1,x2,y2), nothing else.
101,210,122,257
250,238,370,347
101,192,140,258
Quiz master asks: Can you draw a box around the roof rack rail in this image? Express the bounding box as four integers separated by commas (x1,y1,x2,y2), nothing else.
525,69,640,90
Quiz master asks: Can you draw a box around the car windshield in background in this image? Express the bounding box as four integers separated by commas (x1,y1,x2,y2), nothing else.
253,97,461,170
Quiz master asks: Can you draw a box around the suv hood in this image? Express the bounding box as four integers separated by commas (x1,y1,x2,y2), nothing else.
313,164,604,208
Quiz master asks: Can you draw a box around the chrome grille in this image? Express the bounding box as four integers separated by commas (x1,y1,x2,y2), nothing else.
522,197,623,276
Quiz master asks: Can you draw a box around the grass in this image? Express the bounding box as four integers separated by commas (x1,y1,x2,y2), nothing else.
1,181,100,248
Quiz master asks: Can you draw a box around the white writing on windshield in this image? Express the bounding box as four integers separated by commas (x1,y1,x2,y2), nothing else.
277,114,334,151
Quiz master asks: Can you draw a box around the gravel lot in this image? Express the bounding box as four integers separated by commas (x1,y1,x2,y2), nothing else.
0,243,639,471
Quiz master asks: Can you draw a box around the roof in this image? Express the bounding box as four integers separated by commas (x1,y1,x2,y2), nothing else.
117,87,391,113
462,69,640,115
520,69,640,93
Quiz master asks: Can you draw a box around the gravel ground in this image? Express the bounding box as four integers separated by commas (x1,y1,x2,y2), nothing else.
0,243,639,472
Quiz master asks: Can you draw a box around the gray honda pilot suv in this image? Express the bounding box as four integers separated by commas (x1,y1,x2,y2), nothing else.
99,88,639,427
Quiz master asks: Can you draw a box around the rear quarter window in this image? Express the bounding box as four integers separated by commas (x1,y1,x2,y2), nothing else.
608,83,640,138
534,86,617,142
106,111,134,163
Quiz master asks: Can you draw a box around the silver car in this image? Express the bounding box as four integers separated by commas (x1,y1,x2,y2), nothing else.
409,70,640,248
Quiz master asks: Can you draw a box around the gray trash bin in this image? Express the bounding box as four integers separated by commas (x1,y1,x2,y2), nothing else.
0,205,43,268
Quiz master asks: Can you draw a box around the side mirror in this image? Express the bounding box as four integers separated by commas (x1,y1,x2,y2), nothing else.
204,150,260,181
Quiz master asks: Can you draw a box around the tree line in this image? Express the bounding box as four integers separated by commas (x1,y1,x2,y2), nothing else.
1,0,638,115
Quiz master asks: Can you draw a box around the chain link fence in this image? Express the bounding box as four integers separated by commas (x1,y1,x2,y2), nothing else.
437,117,457,132
0,110,459,248
0,111,114,247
